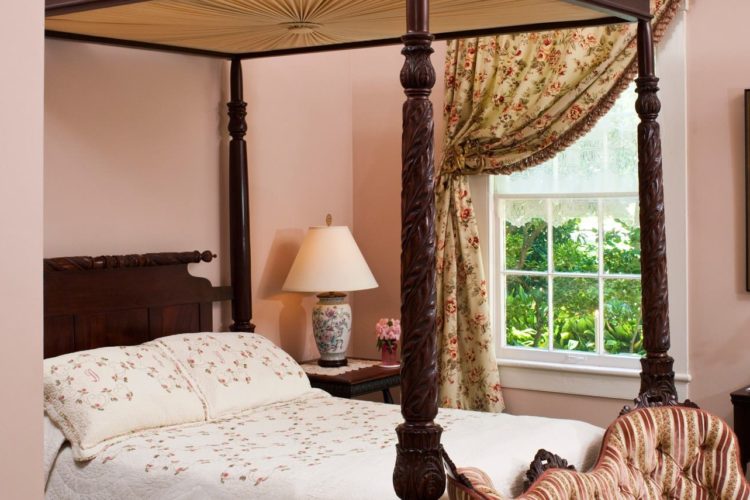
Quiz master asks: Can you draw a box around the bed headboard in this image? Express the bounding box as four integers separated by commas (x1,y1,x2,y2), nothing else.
43,250,232,358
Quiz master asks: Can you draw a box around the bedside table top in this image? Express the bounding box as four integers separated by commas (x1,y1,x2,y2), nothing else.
301,358,399,385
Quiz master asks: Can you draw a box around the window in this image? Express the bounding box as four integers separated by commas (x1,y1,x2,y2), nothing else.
493,86,644,371
478,9,688,399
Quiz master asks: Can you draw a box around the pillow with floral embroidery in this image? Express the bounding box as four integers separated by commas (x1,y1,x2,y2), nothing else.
152,332,311,419
43,344,206,461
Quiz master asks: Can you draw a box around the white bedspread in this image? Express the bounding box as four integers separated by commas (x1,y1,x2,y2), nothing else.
46,390,603,499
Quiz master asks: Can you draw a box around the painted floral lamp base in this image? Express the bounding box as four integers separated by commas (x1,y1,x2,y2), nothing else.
312,293,352,367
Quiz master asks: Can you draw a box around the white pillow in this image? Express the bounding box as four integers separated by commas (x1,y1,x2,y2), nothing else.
152,332,311,419
43,344,206,460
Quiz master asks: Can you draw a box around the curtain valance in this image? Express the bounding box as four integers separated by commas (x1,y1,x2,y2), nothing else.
440,0,681,177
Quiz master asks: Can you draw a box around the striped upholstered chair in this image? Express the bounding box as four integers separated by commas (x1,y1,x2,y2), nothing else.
447,406,750,500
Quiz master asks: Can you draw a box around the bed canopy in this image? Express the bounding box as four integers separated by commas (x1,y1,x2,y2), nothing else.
44,1,683,498
46,0,649,57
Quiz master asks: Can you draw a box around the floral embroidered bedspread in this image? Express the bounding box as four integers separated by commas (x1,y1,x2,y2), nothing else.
46,390,604,499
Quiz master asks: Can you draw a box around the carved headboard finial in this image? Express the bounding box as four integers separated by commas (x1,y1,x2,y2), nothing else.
44,250,217,272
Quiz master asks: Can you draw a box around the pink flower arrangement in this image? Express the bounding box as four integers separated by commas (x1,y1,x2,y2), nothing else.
375,318,401,353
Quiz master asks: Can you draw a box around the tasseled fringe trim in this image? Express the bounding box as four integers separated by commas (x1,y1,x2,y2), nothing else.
440,0,682,179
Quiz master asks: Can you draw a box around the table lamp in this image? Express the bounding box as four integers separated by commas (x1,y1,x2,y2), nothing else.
283,215,378,367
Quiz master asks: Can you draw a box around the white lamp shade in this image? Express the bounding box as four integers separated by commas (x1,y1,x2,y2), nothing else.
283,226,378,293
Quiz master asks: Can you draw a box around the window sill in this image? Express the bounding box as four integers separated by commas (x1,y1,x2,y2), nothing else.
497,358,691,400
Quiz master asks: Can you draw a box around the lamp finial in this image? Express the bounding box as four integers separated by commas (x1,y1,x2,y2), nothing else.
326,213,332,226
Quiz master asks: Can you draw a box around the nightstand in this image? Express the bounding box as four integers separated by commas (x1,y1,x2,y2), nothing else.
731,385,750,474
301,358,400,404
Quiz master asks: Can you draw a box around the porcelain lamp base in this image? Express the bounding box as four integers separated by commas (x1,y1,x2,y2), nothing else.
312,293,352,367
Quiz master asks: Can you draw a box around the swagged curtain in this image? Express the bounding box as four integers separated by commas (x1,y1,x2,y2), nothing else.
435,0,681,412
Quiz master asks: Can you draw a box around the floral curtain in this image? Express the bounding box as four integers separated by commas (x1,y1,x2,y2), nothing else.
435,0,681,412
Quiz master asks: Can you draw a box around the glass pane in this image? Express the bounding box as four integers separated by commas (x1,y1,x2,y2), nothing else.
553,277,597,352
504,199,547,272
506,276,548,349
606,90,639,184
603,198,641,275
493,83,638,196
552,199,598,273
603,279,644,355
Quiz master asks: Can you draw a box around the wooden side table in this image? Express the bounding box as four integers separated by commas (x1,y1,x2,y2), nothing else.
301,358,400,404
731,385,750,474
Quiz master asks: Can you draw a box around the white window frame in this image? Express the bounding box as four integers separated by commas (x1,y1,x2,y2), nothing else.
496,193,642,369
472,7,690,400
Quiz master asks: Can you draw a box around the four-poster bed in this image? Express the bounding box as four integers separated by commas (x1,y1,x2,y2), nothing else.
41,0,748,498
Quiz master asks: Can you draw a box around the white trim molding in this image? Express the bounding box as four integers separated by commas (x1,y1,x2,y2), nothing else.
498,360,691,400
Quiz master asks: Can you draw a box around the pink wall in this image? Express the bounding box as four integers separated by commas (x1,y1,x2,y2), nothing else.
242,51,355,361
0,0,44,497
45,41,225,289
350,43,447,359
44,43,356,363
686,0,750,421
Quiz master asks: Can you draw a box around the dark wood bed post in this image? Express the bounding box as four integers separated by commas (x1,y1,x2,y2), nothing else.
227,57,255,333
627,19,693,412
393,0,445,499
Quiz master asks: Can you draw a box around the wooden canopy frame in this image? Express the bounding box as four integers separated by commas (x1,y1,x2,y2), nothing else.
43,1,690,498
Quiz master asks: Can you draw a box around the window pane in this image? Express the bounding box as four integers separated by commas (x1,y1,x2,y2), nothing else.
493,84,638,196
504,199,547,272
603,279,643,355
606,91,639,182
552,199,598,273
603,198,640,275
553,277,597,352
506,276,548,349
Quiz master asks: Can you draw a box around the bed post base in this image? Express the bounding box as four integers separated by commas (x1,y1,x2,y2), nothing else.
394,1,445,499
227,57,255,333
622,19,694,415
394,423,445,499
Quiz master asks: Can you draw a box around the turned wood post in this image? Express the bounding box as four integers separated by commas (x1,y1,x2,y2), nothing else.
393,1,445,498
227,58,255,333
632,19,678,408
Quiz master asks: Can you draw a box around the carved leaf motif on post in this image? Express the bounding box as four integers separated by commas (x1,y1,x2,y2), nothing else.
394,26,446,500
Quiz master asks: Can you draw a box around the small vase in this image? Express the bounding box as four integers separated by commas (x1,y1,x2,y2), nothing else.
380,347,399,367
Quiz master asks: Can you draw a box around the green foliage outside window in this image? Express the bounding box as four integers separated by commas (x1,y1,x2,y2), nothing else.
504,210,644,356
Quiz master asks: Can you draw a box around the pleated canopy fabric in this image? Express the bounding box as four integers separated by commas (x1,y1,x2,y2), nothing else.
46,0,643,56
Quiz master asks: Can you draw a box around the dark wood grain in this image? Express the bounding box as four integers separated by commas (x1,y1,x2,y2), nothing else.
564,0,650,20
46,0,148,16
303,360,400,385
43,316,75,358
393,1,444,499
731,386,750,474
44,251,231,358
523,449,576,492
46,18,628,61
45,0,646,19
45,30,230,59
227,58,255,333
302,359,400,401
621,20,695,414
44,250,214,271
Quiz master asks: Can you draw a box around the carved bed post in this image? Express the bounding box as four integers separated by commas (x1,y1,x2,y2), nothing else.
393,1,445,499
630,19,680,410
227,58,255,333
